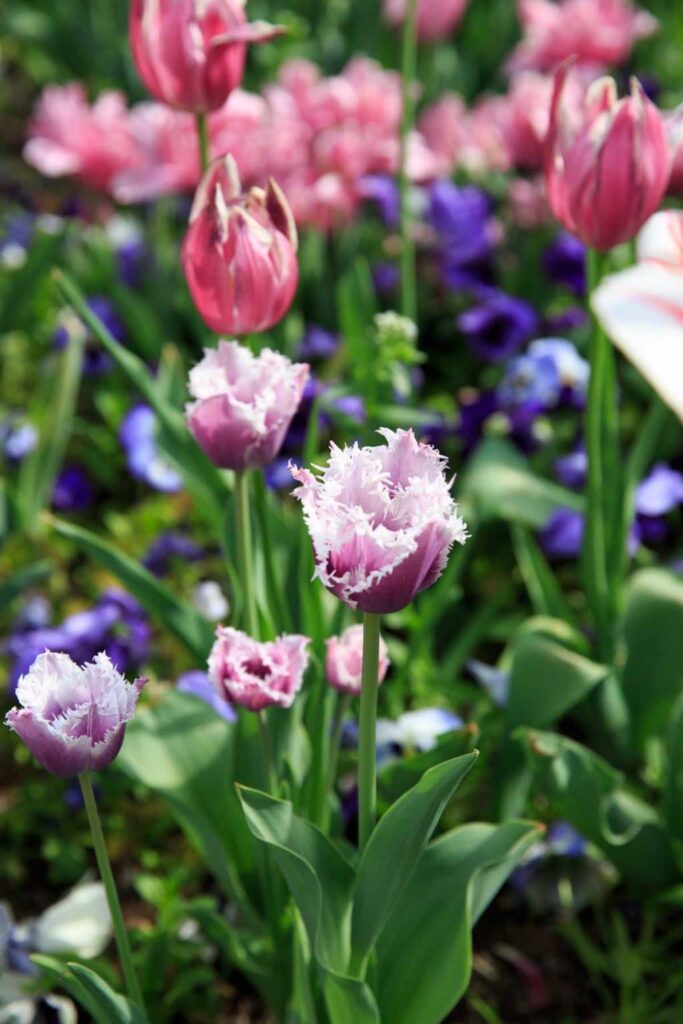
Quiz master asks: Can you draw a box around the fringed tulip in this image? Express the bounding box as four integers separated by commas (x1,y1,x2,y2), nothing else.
129,0,283,113
208,627,310,711
383,0,469,42
592,211,683,423
186,339,308,470
291,428,468,614
325,624,390,697
507,0,658,75
181,155,299,334
5,652,146,777
543,68,670,251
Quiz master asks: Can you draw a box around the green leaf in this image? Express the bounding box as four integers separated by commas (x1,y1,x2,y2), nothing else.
351,752,478,965
32,958,148,1024
321,971,380,1024
18,326,84,531
0,559,51,608
378,726,479,804
375,822,541,1024
460,438,583,527
238,786,354,975
52,270,228,524
119,691,259,918
664,693,683,844
48,515,214,661
622,568,683,747
511,524,578,625
523,729,677,887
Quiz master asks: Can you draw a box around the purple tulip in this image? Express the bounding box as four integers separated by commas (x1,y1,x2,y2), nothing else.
5,651,146,777
291,428,468,613
208,627,310,712
186,340,309,471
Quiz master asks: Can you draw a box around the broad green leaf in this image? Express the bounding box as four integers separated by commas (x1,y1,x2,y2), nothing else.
322,971,380,1024
53,270,227,523
664,693,683,844
523,729,677,887
378,726,479,804
351,752,478,965
375,821,541,1024
119,692,259,919
511,524,578,625
622,569,683,747
18,326,84,531
460,438,583,527
32,958,147,1024
0,559,51,608
505,631,607,731
48,516,214,661
238,786,355,975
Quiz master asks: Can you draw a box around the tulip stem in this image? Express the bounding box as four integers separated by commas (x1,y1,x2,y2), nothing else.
399,0,418,322
196,113,210,173
258,710,278,794
234,470,259,638
79,773,147,1016
585,248,621,662
358,613,381,853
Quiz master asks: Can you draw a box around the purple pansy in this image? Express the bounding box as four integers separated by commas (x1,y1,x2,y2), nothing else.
542,233,587,297
458,290,538,363
120,404,182,493
538,507,584,560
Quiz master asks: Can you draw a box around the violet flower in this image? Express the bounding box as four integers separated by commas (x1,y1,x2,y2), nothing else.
291,428,468,614
177,670,236,723
458,290,537,362
208,627,310,712
52,465,95,511
538,507,585,560
542,233,587,297
5,651,146,777
120,404,183,493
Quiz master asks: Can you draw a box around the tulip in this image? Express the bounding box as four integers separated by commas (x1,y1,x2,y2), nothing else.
383,0,469,41
543,68,670,251
326,624,390,697
208,627,310,711
129,0,283,113
186,339,308,470
665,107,683,195
291,428,468,615
592,210,683,423
182,155,299,334
5,651,146,777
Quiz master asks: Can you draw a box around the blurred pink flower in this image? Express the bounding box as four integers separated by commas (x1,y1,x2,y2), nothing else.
24,83,137,191
113,103,200,203
209,627,310,711
543,68,670,251
129,0,282,113
325,624,390,697
182,154,298,333
507,176,550,229
186,340,308,470
383,0,469,42
665,107,683,195
291,429,468,614
507,0,658,74
418,93,469,170
592,211,683,422
5,652,145,777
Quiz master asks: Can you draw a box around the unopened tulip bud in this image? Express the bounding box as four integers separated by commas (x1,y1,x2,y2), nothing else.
182,155,299,334
326,624,390,697
208,627,310,711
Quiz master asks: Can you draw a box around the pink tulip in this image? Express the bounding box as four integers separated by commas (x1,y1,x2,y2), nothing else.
129,0,283,113
665,107,683,195
182,155,299,334
291,429,468,615
5,652,145,778
208,627,310,711
507,0,658,75
186,339,308,470
592,211,683,423
507,176,550,229
383,0,469,42
325,624,390,697
543,68,670,251
113,103,201,203
23,83,137,192
418,94,469,171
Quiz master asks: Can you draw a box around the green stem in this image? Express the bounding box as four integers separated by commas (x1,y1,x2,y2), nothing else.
79,774,147,1015
258,710,277,794
234,470,258,637
196,113,210,173
399,0,418,322
358,613,381,853
585,248,621,662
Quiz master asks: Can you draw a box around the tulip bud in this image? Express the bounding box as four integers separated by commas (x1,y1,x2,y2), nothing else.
325,624,390,697
544,66,670,251
185,339,309,470
291,428,468,614
208,627,310,711
129,0,283,113
182,155,298,334
5,652,146,777
383,0,469,42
